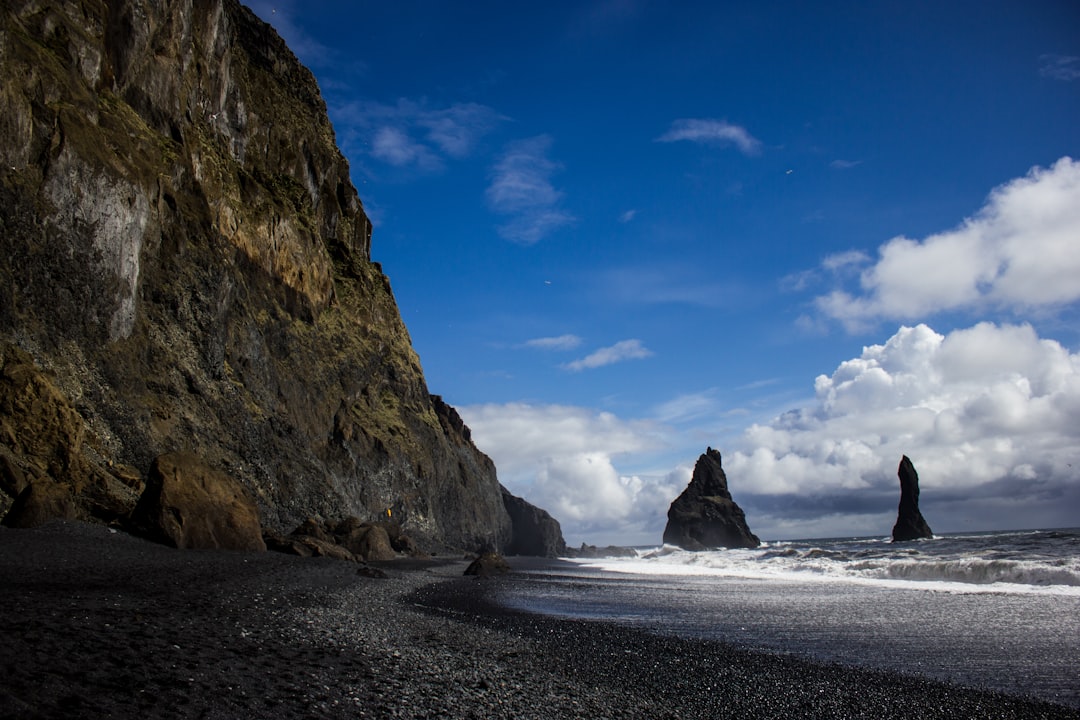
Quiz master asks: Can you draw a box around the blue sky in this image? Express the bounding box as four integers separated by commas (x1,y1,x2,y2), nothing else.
251,1,1080,545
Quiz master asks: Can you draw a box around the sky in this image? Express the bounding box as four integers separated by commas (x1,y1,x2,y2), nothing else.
249,1,1080,545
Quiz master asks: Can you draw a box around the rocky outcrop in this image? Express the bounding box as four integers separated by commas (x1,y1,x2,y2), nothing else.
891,455,934,542
131,452,265,551
266,516,419,562
663,448,760,550
463,552,510,577
501,487,567,558
0,0,557,554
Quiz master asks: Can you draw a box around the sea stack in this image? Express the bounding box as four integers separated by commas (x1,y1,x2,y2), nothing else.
663,448,760,550
891,455,934,542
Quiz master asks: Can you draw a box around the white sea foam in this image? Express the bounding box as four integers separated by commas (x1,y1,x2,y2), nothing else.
562,529,1080,597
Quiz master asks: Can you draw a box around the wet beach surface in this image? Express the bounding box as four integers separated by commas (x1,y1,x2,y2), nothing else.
2,522,1077,719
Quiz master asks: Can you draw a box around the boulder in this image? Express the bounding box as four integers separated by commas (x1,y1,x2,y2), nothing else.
663,448,760,550
891,455,934,542
131,453,266,551
1,480,78,529
273,516,415,561
501,487,568,557
337,522,397,562
464,552,510,576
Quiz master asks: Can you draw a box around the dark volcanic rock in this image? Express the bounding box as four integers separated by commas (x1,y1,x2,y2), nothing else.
891,455,934,542
663,448,760,550
0,0,561,554
463,552,510,576
501,486,568,557
132,452,266,551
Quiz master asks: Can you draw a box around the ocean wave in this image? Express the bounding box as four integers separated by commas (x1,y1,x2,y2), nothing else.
581,530,1080,594
852,557,1080,587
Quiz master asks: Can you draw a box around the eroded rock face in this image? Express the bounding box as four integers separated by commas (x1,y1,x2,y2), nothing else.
0,344,143,526
132,452,266,551
501,487,567,558
663,448,760,550
891,455,934,542
0,0,544,553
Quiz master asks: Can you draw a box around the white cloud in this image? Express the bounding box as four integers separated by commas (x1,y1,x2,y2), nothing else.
619,209,638,223
830,159,863,169
331,98,503,172
523,334,583,351
1040,54,1080,81
370,126,440,169
815,157,1080,330
564,339,653,371
459,403,679,545
656,118,762,155
486,136,575,244
725,322,1080,534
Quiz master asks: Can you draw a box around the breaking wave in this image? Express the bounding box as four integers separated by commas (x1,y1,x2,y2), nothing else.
571,529,1080,596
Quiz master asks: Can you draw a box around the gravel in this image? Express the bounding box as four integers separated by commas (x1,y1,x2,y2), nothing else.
1,521,1076,719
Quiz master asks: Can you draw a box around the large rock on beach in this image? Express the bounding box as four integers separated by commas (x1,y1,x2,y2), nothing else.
132,453,266,551
891,455,934,542
663,448,760,550
0,0,564,555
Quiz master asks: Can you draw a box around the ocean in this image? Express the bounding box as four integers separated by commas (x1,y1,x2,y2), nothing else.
496,528,1080,709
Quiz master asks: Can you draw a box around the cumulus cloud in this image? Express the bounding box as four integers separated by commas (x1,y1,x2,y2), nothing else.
523,334,583,351
656,119,762,155
815,157,1080,330
725,322,1080,537
331,98,503,172
486,135,575,244
564,339,653,371
459,403,679,544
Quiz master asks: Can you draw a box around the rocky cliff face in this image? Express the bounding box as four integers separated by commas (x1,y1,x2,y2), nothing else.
0,0,556,553
663,448,760,550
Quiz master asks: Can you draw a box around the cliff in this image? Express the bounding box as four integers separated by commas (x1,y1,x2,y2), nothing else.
0,0,558,553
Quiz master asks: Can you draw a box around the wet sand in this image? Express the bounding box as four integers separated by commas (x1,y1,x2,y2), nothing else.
1,522,1076,719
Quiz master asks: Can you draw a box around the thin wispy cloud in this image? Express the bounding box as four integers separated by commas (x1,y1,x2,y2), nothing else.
370,126,440,169
656,118,762,155
600,263,744,308
814,157,1080,331
1039,54,1080,81
619,209,638,223
563,339,653,371
830,159,863,169
332,99,504,173
486,135,575,244
523,334,583,351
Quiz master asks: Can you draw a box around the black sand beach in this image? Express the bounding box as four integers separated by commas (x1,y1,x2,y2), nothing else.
2,522,1076,719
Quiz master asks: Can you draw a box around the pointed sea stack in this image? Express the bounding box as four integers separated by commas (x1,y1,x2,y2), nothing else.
663,448,760,550
891,455,934,542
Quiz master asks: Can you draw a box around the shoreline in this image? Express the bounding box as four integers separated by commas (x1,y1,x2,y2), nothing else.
2,523,1077,719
